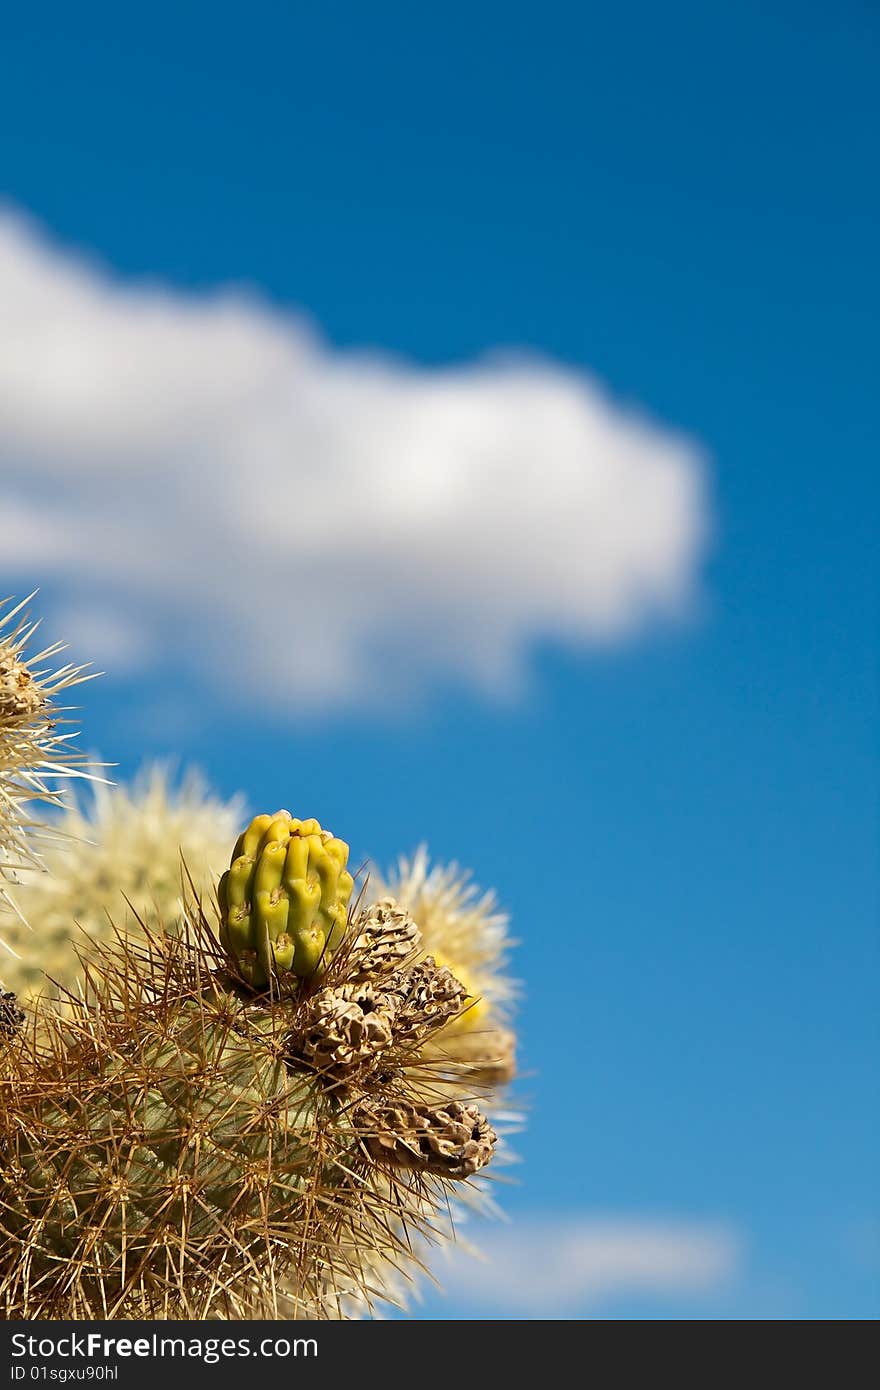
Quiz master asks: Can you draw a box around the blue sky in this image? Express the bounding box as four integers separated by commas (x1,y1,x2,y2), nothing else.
1,1,878,1318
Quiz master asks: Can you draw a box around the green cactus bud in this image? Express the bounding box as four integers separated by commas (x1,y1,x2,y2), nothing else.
218,811,354,989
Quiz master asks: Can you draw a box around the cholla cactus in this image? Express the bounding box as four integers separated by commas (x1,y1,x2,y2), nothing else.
0,597,519,1321
0,595,92,923
0,765,243,1001
0,815,498,1320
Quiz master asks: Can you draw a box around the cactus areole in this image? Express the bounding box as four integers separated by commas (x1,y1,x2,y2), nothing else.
218,811,354,988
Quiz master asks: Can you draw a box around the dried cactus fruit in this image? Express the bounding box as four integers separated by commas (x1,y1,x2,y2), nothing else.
0,648,44,723
218,811,354,989
355,1099,497,1179
296,981,398,1075
292,950,469,1077
389,955,467,1041
348,897,421,981
0,989,25,1039
432,954,489,1025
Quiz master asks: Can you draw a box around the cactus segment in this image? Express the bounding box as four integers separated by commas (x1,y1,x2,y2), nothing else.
219,811,354,989
1,901,502,1319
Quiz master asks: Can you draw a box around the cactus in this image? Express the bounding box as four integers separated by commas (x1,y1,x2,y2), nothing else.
0,597,520,1321
218,811,354,989
0,818,499,1319
0,766,243,1003
0,595,93,936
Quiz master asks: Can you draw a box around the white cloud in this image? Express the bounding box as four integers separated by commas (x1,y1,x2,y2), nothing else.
436,1215,741,1315
0,210,710,713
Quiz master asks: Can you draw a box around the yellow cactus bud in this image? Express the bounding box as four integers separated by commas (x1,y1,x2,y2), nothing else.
219,811,354,989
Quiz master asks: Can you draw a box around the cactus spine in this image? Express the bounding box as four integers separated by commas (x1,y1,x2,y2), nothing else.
2,950,345,1316
0,598,519,1319
0,595,93,932
1,813,500,1320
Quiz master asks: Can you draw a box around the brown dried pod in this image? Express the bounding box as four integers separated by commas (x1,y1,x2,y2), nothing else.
0,989,25,1038
347,898,422,982
295,981,399,1074
0,650,44,724
389,956,467,1041
355,1098,496,1179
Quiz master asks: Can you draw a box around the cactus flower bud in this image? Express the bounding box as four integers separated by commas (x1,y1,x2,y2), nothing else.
218,811,354,988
